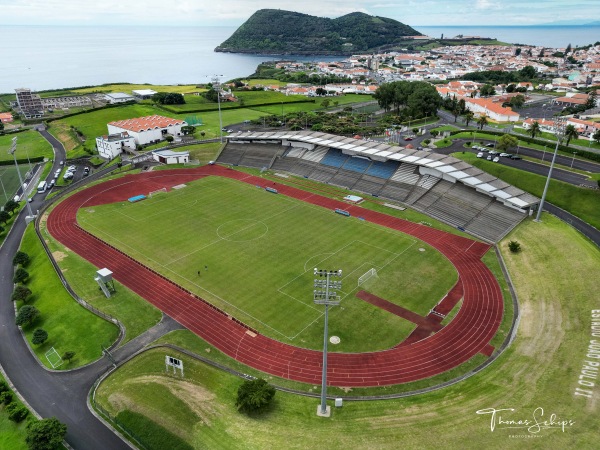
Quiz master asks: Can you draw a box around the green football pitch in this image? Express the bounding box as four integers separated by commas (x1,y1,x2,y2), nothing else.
78,176,458,352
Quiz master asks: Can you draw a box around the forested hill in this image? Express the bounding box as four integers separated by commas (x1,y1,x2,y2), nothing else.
215,9,422,55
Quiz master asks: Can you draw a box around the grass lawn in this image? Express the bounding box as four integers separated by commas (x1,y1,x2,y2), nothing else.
39,210,162,346
0,375,30,450
0,131,53,163
453,152,600,230
72,84,203,96
0,164,30,203
16,225,119,369
93,213,600,449
77,176,457,352
47,104,165,154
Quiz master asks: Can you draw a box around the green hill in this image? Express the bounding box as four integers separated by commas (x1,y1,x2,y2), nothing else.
215,9,422,55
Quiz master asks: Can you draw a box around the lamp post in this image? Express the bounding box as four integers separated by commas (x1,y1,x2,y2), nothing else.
212,76,224,143
571,151,577,168
313,268,342,417
535,117,566,222
8,137,35,218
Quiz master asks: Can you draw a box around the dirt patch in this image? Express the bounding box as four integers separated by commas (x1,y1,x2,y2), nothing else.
52,251,68,262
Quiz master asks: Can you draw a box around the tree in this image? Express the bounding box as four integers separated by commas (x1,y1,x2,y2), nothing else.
477,115,488,130
0,210,10,225
321,99,331,108
451,107,460,122
497,134,518,152
585,91,597,111
506,84,516,93
235,378,276,414
508,241,521,253
4,199,19,215
165,135,174,143
62,351,76,363
593,129,600,145
509,94,525,109
26,417,67,450
430,130,439,138
0,225,4,235
15,305,39,327
0,122,4,132
181,125,195,135
519,65,537,79
13,268,29,284
315,87,326,96
463,111,474,127
479,84,496,97
13,251,30,267
564,124,579,147
11,285,32,303
529,121,541,139
32,329,48,345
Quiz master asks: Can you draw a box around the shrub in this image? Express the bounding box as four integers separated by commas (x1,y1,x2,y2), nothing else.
13,267,29,284
0,391,13,405
235,378,276,414
7,404,28,423
26,417,67,450
508,241,522,253
32,329,48,345
0,381,9,394
15,305,40,327
12,285,33,303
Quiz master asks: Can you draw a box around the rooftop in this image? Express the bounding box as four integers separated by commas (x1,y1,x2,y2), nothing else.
109,115,186,132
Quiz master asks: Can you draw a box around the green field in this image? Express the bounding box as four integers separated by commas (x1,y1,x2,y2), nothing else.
0,131,52,163
93,213,600,449
78,176,457,352
0,164,31,203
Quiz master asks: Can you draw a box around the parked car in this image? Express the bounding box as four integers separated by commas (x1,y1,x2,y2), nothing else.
403,136,414,141
48,180,55,189
477,152,484,158
510,155,522,160
54,169,61,177
487,155,492,161
493,157,500,163
486,143,495,148
489,150,499,155
500,153,512,157
68,165,76,171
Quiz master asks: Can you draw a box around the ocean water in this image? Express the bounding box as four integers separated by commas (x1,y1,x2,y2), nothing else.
1,25,598,94
416,25,600,48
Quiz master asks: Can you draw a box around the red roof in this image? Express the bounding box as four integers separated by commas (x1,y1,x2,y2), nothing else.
109,115,185,132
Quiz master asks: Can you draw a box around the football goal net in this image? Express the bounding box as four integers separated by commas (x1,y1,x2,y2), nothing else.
358,268,378,286
149,187,167,198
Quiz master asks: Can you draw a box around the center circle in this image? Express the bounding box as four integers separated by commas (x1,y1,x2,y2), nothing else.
217,219,268,242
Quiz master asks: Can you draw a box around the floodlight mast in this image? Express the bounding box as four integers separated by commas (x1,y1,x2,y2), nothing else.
212,75,224,143
535,117,566,222
313,268,342,417
8,137,34,218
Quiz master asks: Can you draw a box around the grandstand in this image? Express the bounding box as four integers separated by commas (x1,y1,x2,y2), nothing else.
218,131,539,242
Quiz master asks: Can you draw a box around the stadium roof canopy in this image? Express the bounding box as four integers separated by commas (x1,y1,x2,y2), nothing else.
227,130,539,209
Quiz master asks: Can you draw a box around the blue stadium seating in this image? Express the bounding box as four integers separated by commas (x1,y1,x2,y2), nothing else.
320,149,349,168
342,157,371,174
365,160,400,179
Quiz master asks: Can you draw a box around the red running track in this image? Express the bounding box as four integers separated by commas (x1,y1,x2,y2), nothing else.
46,165,503,387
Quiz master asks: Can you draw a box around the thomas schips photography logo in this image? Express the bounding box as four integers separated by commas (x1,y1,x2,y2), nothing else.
476,407,575,438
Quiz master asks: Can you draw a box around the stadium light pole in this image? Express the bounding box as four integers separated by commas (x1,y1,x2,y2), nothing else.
535,117,565,223
213,75,224,143
313,268,342,417
8,137,34,218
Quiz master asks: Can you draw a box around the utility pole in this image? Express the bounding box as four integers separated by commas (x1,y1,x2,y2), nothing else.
212,76,224,143
535,117,566,222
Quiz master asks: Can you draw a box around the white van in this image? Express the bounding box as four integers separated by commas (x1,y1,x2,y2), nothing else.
37,181,47,193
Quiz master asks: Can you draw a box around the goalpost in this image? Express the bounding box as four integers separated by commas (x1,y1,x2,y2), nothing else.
358,268,378,287
149,187,167,198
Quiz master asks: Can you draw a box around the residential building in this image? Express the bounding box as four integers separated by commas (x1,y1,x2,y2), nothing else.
95,132,136,160
132,89,158,100
107,115,187,146
104,93,135,104
152,149,190,164
15,88,43,119
465,98,520,122
0,112,13,123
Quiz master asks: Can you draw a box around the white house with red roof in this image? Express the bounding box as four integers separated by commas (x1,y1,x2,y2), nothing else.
107,115,187,146
465,98,520,122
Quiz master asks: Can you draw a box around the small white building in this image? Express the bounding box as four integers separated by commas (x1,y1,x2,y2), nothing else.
152,149,189,164
95,132,136,160
132,89,158,100
107,115,187,146
104,93,135,104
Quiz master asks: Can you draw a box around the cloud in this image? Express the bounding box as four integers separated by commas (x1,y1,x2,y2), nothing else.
475,0,501,10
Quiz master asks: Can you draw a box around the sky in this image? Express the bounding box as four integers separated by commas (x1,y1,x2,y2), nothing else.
1,0,599,27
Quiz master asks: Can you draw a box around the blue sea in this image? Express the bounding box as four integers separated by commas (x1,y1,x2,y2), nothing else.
0,25,598,94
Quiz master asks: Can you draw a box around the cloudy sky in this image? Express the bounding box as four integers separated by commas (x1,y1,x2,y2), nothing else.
1,0,598,26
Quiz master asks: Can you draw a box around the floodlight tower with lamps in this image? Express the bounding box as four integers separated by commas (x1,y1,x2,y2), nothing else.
8,137,35,219
313,268,342,417
535,117,566,222
212,75,224,143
